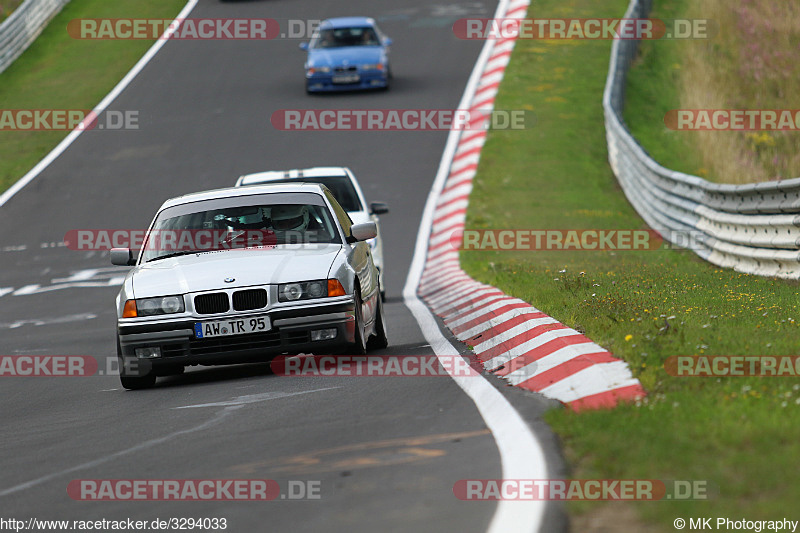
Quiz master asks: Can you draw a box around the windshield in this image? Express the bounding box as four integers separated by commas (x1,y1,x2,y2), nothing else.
140,194,341,263
311,27,380,49
250,176,363,212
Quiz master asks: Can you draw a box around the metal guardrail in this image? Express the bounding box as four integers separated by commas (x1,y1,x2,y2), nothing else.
603,0,800,278
0,0,70,75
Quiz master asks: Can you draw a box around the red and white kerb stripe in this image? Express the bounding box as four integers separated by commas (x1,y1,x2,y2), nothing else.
418,0,645,410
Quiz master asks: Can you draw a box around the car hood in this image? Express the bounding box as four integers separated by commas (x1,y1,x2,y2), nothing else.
308,46,384,67
131,244,342,298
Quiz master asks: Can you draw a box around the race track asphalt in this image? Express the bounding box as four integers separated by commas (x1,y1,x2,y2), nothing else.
0,1,566,531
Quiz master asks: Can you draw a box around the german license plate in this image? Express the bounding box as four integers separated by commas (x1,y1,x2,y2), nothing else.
194,316,270,339
332,74,360,84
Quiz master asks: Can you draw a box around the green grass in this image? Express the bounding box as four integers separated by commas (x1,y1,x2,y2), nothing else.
462,0,800,529
622,0,706,178
624,0,800,183
0,0,24,22
0,0,186,193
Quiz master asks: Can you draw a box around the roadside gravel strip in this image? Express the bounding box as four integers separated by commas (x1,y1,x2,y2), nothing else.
415,0,646,410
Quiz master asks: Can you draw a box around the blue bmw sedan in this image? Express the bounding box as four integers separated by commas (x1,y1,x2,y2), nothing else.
300,17,392,93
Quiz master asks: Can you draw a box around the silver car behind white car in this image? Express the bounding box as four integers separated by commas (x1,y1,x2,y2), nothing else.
235,167,388,299
111,182,388,390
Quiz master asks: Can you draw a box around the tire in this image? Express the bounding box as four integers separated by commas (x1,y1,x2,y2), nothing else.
118,338,157,390
377,267,386,302
367,294,389,350
347,288,367,355
383,67,392,91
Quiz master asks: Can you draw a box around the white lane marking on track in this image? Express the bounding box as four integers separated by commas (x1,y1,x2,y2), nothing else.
0,386,339,496
404,0,546,531
173,387,341,409
0,245,27,252
0,0,200,208
0,313,97,329
12,279,123,295
12,285,40,295
0,403,241,497
50,269,99,283
4,268,129,296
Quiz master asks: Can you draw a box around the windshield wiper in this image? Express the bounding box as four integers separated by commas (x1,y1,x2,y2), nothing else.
146,251,199,263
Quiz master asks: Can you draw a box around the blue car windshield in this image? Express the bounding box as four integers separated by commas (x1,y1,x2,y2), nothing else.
311,27,379,48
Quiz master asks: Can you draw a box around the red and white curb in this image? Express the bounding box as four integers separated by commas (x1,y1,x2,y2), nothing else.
417,0,646,411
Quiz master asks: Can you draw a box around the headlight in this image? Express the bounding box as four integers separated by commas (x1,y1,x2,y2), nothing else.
361,63,384,71
281,283,305,301
278,279,346,302
124,295,185,317
307,281,326,298
307,66,331,75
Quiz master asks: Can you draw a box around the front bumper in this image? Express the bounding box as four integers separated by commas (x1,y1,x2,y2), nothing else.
118,301,355,374
306,72,388,92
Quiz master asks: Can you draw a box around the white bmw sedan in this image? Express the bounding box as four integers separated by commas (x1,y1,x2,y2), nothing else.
110,183,388,390
235,167,388,300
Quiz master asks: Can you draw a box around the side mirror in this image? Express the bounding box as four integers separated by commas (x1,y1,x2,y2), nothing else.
111,248,137,266
299,42,309,51
383,37,392,46
370,202,389,215
349,222,377,242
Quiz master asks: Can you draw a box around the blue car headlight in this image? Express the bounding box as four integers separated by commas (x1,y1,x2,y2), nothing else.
307,66,331,75
360,63,385,71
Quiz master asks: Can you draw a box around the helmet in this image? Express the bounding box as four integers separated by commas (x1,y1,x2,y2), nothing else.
270,205,310,233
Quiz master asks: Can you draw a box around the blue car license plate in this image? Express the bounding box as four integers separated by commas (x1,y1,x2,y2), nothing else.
332,74,360,84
